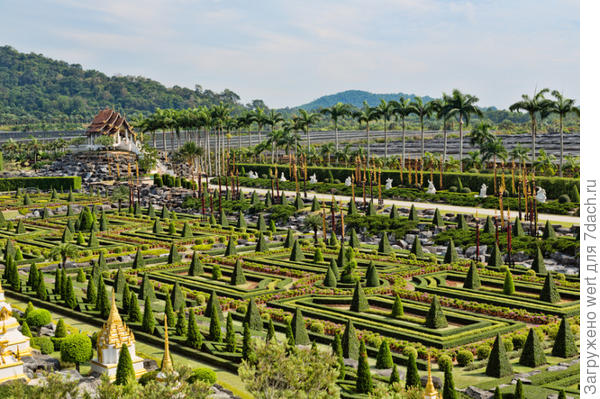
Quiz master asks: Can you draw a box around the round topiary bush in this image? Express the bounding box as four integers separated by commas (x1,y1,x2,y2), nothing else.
460,187,471,194
32,336,54,354
504,339,514,352
456,350,474,367
437,354,452,372
403,346,418,359
512,334,526,350
188,367,217,384
309,322,324,334
476,345,491,360
558,194,571,204
448,186,458,192
139,370,159,385
26,308,52,328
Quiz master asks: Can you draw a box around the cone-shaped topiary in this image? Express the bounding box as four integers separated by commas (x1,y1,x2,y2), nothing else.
503,270,515,295
342,319,359,360
257,214,267,231
147,204,156,219
225,312,236,351
219,209,229,227
171,281,184,310
375,340,393,369
280,194,288,206
264,192,272,207
291,308,310,345
61,228,72,243
152,218,163,234
224,236,237,256
514,379,524,399
230,259,247,285
283,229,295,248
513,217,525,237
488,242,504,267
425,295,448,329
411,236,424,257
390,364,400,384
164,294,176,328
350,281,369,312
313,248,324,263
485,334,513,377
289,239,305,261
186,311,203,349
377,233,391,255
114,267,126,294
443,366,458,399
87,230,99,247
237,211,247,229
139,273,156,301
37,276,48,301
329,258,340,279
483,216,495,235
348,199,358,216
122,284,131,315
97,279,110,319
311,196,321,211
432,208,444,227
266,319,275,342
328,232,339,247
365,261,380,287
97,251,107,272
209,302,222,342
64,276,77,309
558,390,566,399
132,247,145,269
540,273,560,303
456,214,468,230
294,194,304,210
188,251,203,276
542,220,556,239
337,243,347,269
531,245,547,274
408,205,419,221
356,340,372,394
115,345,135,385
405,351,421,389
390,205,399,219
349,228,360,249
519,328,547,367
367,201,377,216
142,296,156,334
128,294,141,322
493,386,502,399
443,239,458,264
464,262,481,290
167,243,181,264
204,290,224,322
244,298,262,331
552,317,578,358
323,265,337,287
181,222,193,238
391,295,404,317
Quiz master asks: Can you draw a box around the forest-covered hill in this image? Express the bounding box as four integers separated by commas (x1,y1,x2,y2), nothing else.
292,89,434,110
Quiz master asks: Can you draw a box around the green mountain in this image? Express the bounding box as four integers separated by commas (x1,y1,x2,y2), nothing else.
0,45,242,125
293,90,435,110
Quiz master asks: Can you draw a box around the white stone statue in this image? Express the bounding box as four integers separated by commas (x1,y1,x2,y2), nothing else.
426,180,436,194
476,184,487,198
247,171,258,179
247,171,254,179
536,187,547,203
280,172,287,182
344,176,352,186
385,178,393,190
309,173,318,184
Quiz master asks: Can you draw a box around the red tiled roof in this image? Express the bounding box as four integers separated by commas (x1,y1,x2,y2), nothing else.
86,108,135,138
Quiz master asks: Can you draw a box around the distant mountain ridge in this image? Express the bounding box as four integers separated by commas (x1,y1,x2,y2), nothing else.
293,90,435,110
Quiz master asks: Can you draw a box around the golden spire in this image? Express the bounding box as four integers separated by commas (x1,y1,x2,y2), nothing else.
107,289,122,326
424,353,439,398
161,317,173,373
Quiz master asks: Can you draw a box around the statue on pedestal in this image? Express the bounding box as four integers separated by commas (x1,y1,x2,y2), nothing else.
385,178,393,190
344,176,352,186
426,180,436,194
476,184,487,198
309,174,318,184
535,187,547,203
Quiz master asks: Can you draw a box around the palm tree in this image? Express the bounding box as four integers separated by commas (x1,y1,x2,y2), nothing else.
251,108,268,147
533,149,557,176
50,243,78,269
266,129,285,163
353,102,380,161
178,142,203,183
446,90,482,171
336,144,353,167
509,144,530,171
265,110,284,161
468,121,495,150
431,94,452,162
509,88,550,163
303,214,323,242
320,103,351,152
296,109,320,149
409,97,434,159
543,91,579,176
319,142,336,165
391,97,415,168
464,150,483,171
481,138,508,193
375,99,395,159
111,185,130,211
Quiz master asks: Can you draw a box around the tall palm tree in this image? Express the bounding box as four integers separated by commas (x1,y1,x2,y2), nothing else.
468,121,495,150
376,99,395,159
296,109,320,149
509,143,530,171
251,107,267,147
353,102,380,161
543,91,579,176
266,129,285,163
509,88,550,163
481,138,508,193
409,97,434,159
431,94,452,162
446,89,482,171
319,142,336,165
391,97,415,168
265,110,284,161
320,103,352,152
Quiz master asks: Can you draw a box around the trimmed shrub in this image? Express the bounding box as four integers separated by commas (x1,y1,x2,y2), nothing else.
405,351,421,389
488,242,504,267
425,296,448,329
519,328,547,367
115,345,135,385
443,239,458,264
350,281,369,312
377,233,391,255
26,308,51,328
391,295,404,317
540,273,561,303
289,239,304,261
356,341,372,394
552,317,578,358
365,261,380,287
411,236,424,257
230,259,247,285
244,298,262,331
342,319,359,360
32,336,54,354
375,340,393,369
464,262,481,290
188,368,217,384
485,334,513,377
503,270,515,295
291,308,310,345
456,350,474,367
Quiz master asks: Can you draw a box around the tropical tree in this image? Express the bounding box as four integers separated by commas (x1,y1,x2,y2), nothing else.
509,144,530,171
251,107,268,147
49,243,78,269
265,110,284,161
481,138,508,193
295,109,320,149
543,91,579,176
431,94,453,162
376,99,396,158
320,103,352,152
464,150,482,171
409,96,434,159
446,89,482,171
469,121,495,150
533,149,557,176
509,88,551,163
353,102,380,161
320,142,336,165
391,97,417,168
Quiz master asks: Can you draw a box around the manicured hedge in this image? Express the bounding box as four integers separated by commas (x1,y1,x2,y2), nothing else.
0,176,82,191
236,163,578,200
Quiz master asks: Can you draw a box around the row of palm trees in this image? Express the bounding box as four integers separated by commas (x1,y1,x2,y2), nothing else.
134,88,578,177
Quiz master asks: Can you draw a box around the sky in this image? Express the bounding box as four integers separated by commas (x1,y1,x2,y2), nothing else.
0,0,580,109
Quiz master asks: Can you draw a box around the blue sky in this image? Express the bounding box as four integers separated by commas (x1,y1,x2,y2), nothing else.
0,0,579,108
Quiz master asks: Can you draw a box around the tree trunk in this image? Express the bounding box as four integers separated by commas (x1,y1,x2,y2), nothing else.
531,116,536,164
420,117,424,159
384,119,388,159
306,128,311,149
459,116,464,172
559,115,564,177
367,122,370,161
443,125,447,162
402,118,406,169
334,120,339,152
162,130,166,152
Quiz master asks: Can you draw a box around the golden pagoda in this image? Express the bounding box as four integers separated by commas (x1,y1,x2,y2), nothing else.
157,318,175,382
91,290,146,380
0,281,31,357
423,353,439,399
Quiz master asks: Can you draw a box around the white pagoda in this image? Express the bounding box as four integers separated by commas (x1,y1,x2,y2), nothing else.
0,281,31,357
91,291,145,380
